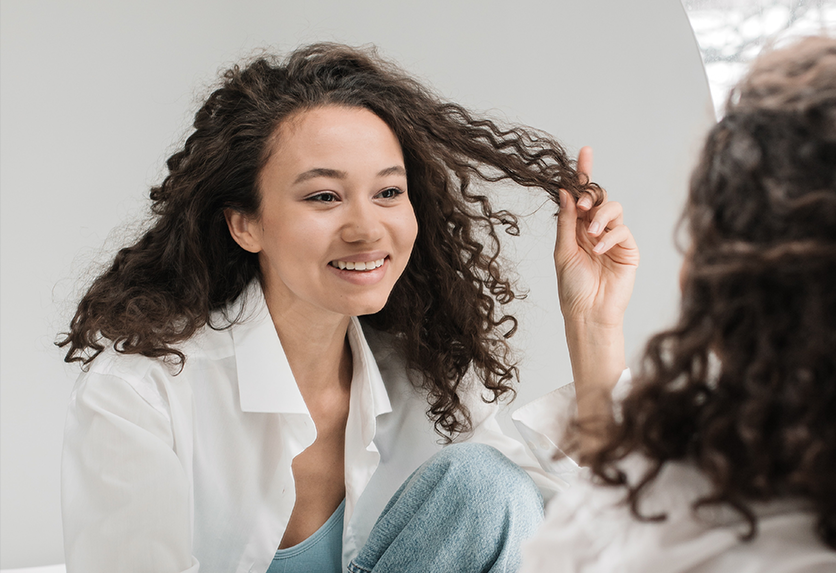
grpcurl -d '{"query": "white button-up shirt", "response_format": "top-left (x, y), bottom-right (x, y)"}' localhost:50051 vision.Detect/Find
top-left (62, 284), bottom-right (578, 573)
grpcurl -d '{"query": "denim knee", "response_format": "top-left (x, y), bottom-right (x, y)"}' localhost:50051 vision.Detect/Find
top-left (348, 443), bottom-right (544, 573)
top-left (428, 443), bottom-right (544, 518)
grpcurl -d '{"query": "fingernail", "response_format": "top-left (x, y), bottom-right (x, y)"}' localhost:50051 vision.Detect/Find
top-left (578, 196), bottom-right (593, 210)
top-left (593, 241), bottom-right (606, 254)
top-left (588, 221), bottom-right (602, 235)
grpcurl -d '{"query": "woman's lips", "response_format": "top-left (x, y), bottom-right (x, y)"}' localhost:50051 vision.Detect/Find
top-left (327, 256), bottom-right (389, 285)
top-left (329, 257), bottom-right (386, 271)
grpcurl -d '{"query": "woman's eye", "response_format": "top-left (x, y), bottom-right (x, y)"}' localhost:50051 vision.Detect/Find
top-left (307, 192), bottom-right (338, 203)
top-left (377, 187), bottom-right (403, 199)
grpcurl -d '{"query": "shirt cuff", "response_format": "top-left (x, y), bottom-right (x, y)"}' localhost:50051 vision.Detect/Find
top-left (510, 369), bottom-right (631, 469)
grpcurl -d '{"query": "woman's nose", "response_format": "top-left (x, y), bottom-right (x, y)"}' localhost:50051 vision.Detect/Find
top-left (341, 200), bottom-right (383, 243)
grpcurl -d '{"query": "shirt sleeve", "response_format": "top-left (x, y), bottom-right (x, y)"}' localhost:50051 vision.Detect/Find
top-left (512, 368), bottom-right (631, 455)
top-left (460, 369), bottom-right (631, 501)
top-left (62, 368), bottom-right (199, 573)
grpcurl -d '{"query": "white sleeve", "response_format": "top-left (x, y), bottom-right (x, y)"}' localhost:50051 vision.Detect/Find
top-left (62, 370), bottom-right (199, 573)
top-left (460, 369), bottom-right (632, 501)
top-left (512, 368), bottom-right (631, 456)
top-left (456, 382), bottom-right (576, 500)
top-left (511, 384), bottom-right (581, 477)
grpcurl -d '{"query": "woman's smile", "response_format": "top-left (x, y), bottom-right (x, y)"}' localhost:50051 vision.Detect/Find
top-left (329, 257), bottom-right (386, 271)
top-left (328, 256), bottom-right (390, 286)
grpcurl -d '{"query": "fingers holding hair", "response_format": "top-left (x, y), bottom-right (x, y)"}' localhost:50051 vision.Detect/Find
top-left (575, 146), bottom-right (595, 211)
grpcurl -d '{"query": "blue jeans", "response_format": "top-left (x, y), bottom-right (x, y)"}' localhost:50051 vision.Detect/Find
top-left (348, 443), bottom-right (544, 573)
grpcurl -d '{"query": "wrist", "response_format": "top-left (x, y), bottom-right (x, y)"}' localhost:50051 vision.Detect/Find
top-left (564, 317), bottom-right (625, 347)
top-left (564, 319), bottom-right (626, 387)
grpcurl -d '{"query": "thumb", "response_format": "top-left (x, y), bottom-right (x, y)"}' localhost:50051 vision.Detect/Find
top-left (555, 189), bottom-right (578, 264)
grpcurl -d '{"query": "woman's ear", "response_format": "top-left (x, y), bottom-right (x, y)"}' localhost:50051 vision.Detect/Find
top-left (224, 208), bottom-right (262, 253)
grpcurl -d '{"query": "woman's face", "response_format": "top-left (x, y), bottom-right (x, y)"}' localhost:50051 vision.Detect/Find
top-left (228, 105), bottom-right (418, 321)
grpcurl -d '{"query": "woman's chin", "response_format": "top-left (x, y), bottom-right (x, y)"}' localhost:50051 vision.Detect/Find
top-left (351, 301), bottom-right (388, 318)
top-left (342, 291), bottom-right (394, 318)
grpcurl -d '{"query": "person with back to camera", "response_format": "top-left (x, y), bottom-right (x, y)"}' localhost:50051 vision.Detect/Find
top-left (521, 35), bottom-right (836, 572)
top-left (58, 43), bottom-right (639, 572)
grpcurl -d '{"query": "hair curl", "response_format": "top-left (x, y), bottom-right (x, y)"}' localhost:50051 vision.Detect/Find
top-left (58, 43), bottom-right (602, 438)
top-left (587, 36), bottom-right (836, 548)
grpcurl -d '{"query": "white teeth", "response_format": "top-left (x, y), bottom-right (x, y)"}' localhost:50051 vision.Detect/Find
top-left (332, 258), bottom-right (385, 271)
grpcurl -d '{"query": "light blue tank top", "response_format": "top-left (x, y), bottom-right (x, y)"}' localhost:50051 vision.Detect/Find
top-left (266, 499), bottom-right (345, 573)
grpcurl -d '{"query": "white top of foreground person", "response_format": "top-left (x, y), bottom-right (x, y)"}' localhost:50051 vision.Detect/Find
top-left (520, 34), bottom-right (836, 573)
top-left (522, 458), bottom-right (836, 572)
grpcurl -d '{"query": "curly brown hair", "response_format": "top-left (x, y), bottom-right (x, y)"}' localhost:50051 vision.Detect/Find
top-left (57, 43), bottom-right (601, 438)
top-left (588, 36), bottom-right (836, 548)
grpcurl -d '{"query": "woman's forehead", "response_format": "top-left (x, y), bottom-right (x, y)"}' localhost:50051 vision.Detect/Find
top-left (262, 106), bottom-right (405, 183)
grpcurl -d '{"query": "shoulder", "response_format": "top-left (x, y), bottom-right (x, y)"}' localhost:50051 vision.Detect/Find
top-left (83, 316), bottom-right (236, 377)
top-left (357, 320), bottom-right (501, 413)
top-left (527, 457), bottom-right (835, 573)
top-left (73, 322), bottom-right (234, 417)
top-left (71, 347), bottom-right (179, 425)
top-left (83, 345), bottom-right (161, 380)
top-left (542, 457), bottom-right (715, 529)
top-left (356, 320), bottom-right (433, 420)
top-left (524, 458), bottom-right (702, 572)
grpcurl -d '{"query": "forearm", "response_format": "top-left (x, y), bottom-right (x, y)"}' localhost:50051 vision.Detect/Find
top-left (564, 318), bottom-right (625, 456)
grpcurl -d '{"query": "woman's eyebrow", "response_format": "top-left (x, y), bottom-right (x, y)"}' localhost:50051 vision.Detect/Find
top-left (294, 165), bottom-right (406, 184)
top-left (294, 167), bottom-right (347, 184)
top-left (378, 166), bottom-right (406, 177)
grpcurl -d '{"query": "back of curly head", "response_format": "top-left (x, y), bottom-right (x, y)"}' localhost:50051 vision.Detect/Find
top-left (58, 43), bottom-right (601, 439)
top-left (589, 36), bottom-right (836, 548)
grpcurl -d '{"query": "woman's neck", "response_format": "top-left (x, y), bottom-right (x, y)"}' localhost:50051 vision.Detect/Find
top-left (264, 292), bottom-right (353, 398)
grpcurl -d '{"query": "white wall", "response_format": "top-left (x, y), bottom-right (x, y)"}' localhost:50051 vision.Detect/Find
top-left (0, 0), bottom-right (713, 567)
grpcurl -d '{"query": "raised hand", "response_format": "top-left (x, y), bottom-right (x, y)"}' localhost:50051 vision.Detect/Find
top-left (554, 147), bottom-right (639, 329)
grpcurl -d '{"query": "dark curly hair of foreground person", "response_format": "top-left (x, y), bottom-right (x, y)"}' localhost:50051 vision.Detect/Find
top-left (56, 43), bottom-right (603, 439)
top-left (587, 35), bottom-right (836, 549)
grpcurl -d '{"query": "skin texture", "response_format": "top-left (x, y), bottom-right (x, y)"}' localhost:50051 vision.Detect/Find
top-left (226, 106), bottom-right (417, 547)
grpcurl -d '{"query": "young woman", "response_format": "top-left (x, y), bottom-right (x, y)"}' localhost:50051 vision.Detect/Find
top-left (521, 36), bottom-right (836, 572)
top-left (59, 44), bottom-right (638, 572)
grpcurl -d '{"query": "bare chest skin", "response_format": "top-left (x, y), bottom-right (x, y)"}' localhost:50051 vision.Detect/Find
top-left (279, 366), bottom-right (352, 549)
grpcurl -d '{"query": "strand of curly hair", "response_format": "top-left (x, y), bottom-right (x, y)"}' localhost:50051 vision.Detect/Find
top-left (57, 43), bottom-right (603, 439)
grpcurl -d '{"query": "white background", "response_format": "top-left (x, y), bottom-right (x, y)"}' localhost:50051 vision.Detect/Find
top-left (0, 0), bottom-right (713, 567)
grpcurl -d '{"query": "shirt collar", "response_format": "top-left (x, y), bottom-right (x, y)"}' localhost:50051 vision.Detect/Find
top-left (230, 282), bottom-right (392, 419)
top-left (347, 317), bottom-right (393, 430)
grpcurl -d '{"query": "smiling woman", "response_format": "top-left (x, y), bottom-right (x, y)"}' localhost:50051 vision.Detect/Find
top-left (226, 106), bottom-right (418, 321)
top-left (57, 43), bottom-right (638, 573)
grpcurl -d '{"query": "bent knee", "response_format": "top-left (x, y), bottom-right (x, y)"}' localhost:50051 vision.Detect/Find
top-left (432, 443), bottom-right (543, 512)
